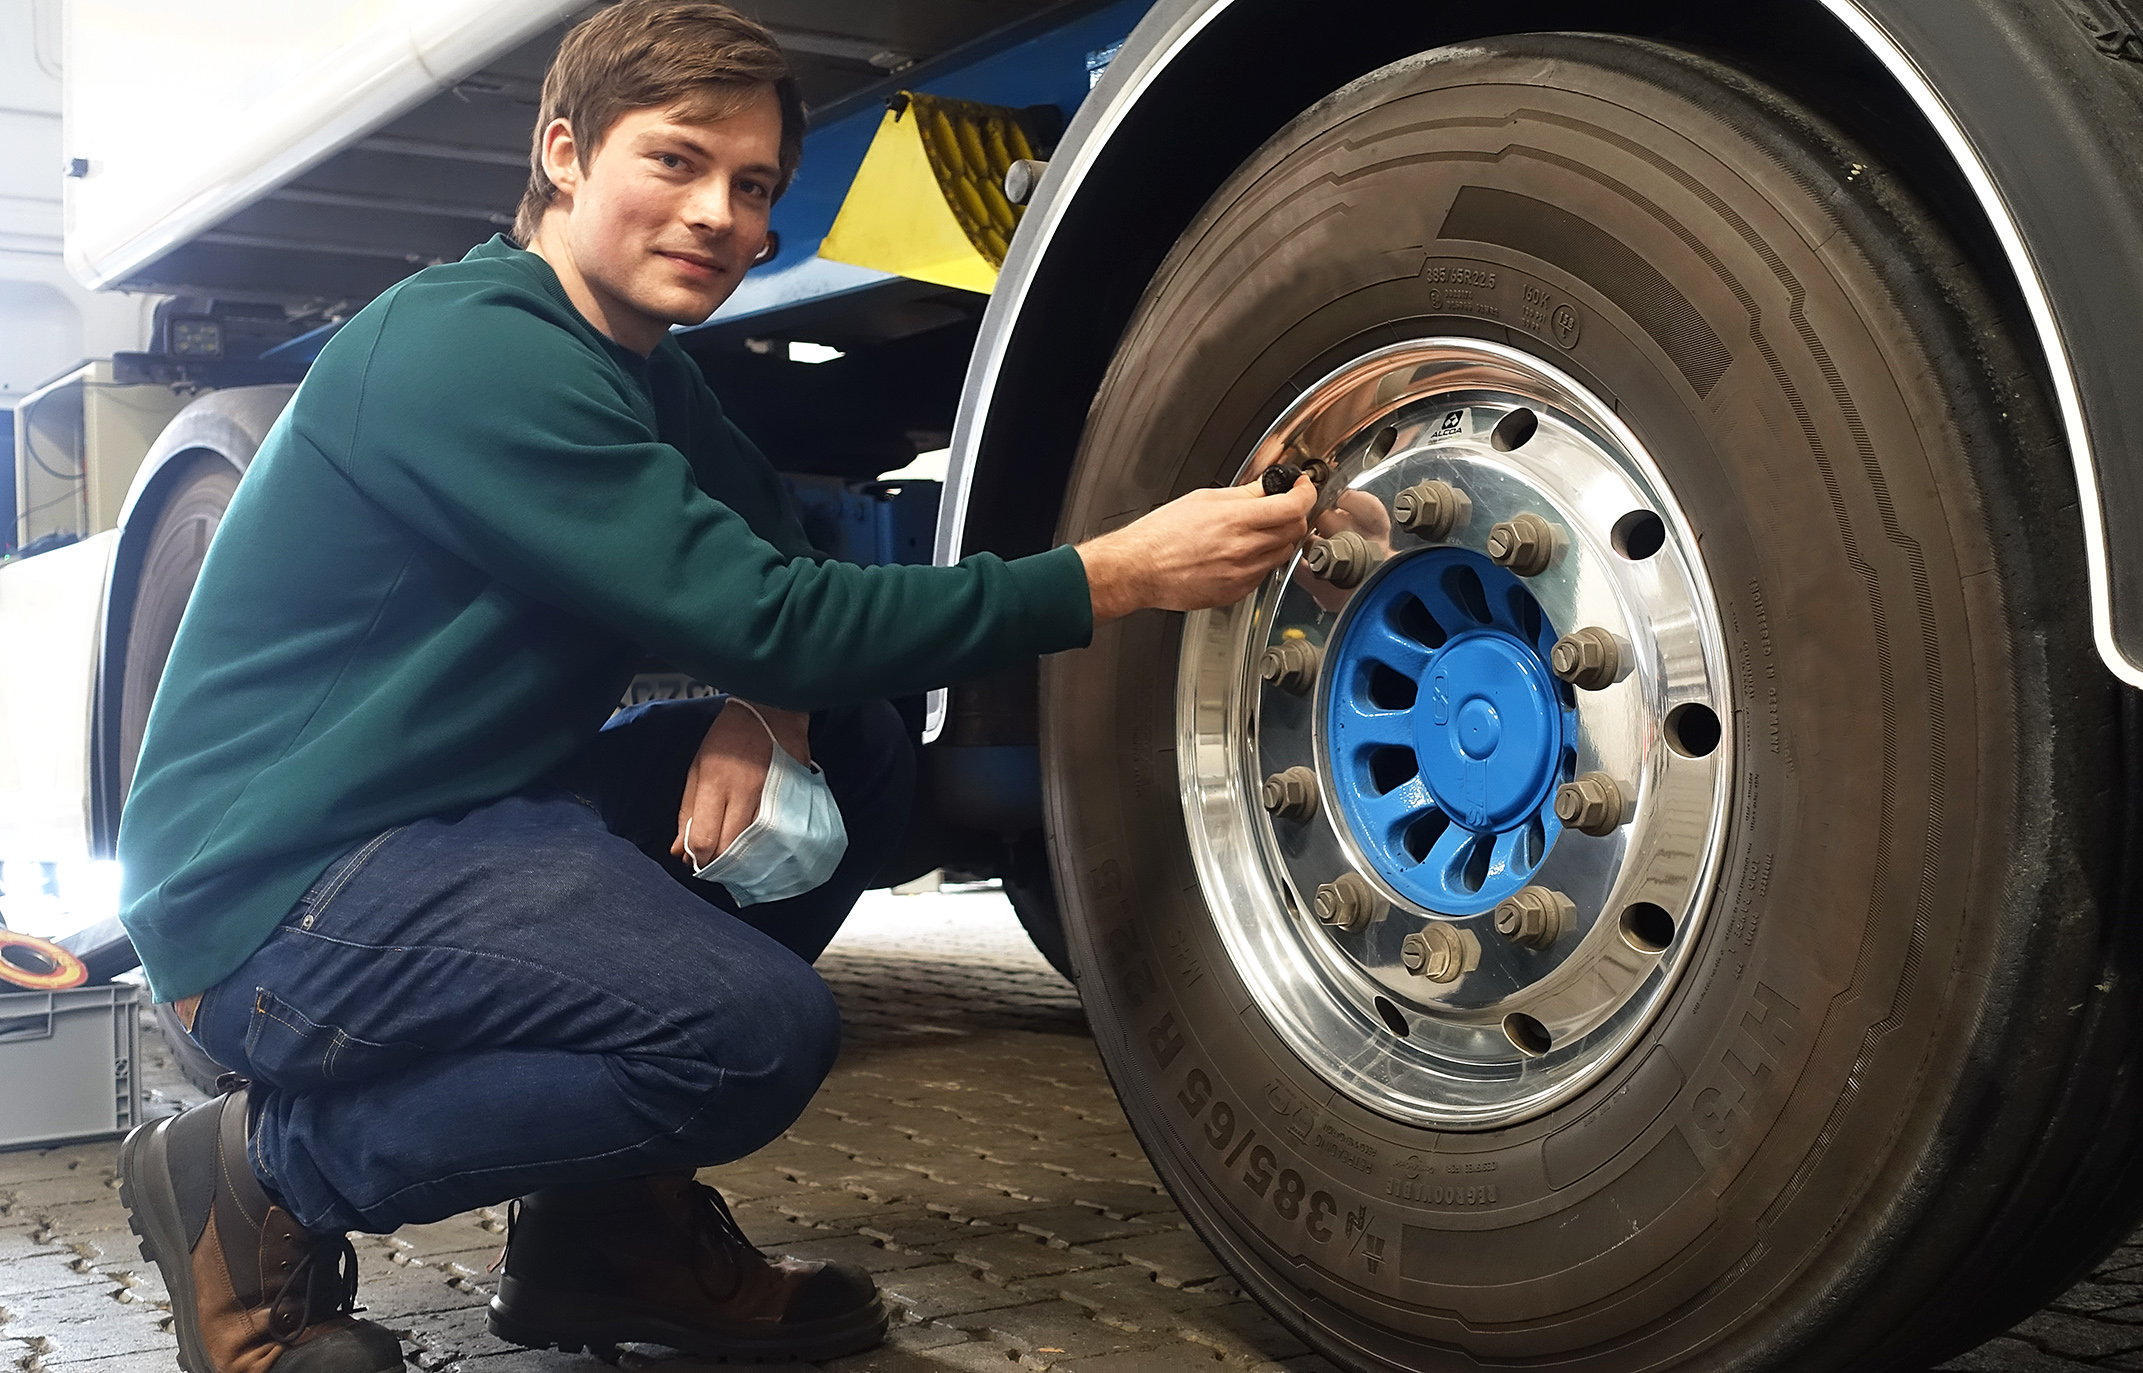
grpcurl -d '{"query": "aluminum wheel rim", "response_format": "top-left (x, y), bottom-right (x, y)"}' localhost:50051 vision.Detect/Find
top-left (1176, 338), bottom-right (1733, 1129)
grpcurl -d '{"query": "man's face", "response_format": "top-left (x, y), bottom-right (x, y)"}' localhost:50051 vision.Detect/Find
top-left (540, 88), bottom-right (782, 351)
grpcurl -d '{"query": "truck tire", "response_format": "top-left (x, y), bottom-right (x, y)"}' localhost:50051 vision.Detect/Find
top-left (1043, 35), bottom-right (2137, 1372)
top-left (1002, 835), bottom-right (1075, 983)
top-left (118, 453), bottom-right (238, 799)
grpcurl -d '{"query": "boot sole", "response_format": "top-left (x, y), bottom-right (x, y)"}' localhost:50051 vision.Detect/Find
top-left (118, 1115), bottom-right (212, 1373)
top-left (487, 1284), bottom-right (889, 1363)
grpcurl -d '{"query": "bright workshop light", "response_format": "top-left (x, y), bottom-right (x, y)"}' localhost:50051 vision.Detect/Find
top-left (877, 447), bottom-right (950, 482)
top-left (787, 341), bottom-right (844, 365)
top-left (0, 857), bottom-right (123, 940)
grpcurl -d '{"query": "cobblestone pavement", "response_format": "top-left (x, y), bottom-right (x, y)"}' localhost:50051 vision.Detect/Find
top-left (1, 888), bottom-right (2135, 1373)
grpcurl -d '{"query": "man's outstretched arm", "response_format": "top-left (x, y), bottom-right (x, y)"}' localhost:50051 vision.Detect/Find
top-left (672, 474), bottom-right (1317, 861)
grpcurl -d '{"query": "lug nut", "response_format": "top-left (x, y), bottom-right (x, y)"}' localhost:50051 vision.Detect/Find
top-left (1486, 511), bottom-right (1559, 576)
top-left (1401, 924), bottom-right (1481, 983)
top-left (1392, 480), bottom-right (1471, 541)
top-left (1494, 886), bottom-right (1576, 950)
top-left (1303, 531), bottom-right (1379, 589)
top-left (1554, 771), bottom-right (1627, 835)
top-left (1549, 626), bottom-right (1624, 690)
top-left (1259, 639), bottom-right (1322, 695)
top-left (1314, 872), bottom-right (1384, 932)
top-left (1261, 766), bottom-right (1320, 822)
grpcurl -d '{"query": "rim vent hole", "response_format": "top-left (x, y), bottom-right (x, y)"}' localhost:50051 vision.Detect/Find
top-left (1369, 747), bottom-right (1419, 795)
top-left (1457, 836), bottom-right (1493, 893)
top-left (1507, 587), bottom-right (1543, 641)
top-left (1374, 996), bottom-right (1411, 1037)
top-left (1367, 425), bottom-right (1400, 461)
top-left (1490, 407), bottom-right (1539, 452)
top-left (1520, 816), bottom-right (1545, 869)
top-left (1393, 594), bottom-right (1448, 649)
top-left (1667, 703), bottom-right (1723, 758)
top-left (1504, 1013), bottom-right (1552, 1056)
top-left (1620, 902), bottom-right (1676, 953)
top-left (1403, 809), bottom-right (1450, 862)
top-left (1367, 662), bottom-right (1418, 711)
top-left (1613, 509), bottom-right (1667, 560)
top-left (1443, 565), bottom-right (1491, 624)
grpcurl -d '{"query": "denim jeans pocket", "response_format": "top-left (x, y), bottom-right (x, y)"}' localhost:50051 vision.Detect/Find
top-left (288, 825), bottom-right (406, 935)
top-left (242, 988), bottom-right (422, 1089)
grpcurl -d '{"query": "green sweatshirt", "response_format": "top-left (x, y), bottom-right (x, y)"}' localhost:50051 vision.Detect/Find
top-left (117, 236), bottom-right (1092, 1002)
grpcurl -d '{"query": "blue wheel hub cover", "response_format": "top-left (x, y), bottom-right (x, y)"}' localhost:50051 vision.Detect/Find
top-left (1322, 547), bottom-right (1575, 915)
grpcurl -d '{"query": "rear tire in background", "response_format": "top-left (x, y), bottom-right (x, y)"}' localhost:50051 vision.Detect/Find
top-left (117, 454), bottom-right (238, 801)
top-left (1044, 35), bottom-right (2136, 1372)
top-left (118, 452), bottom-right (242, 1090)
top-left (1003, 835), bottom-right (1076, 983)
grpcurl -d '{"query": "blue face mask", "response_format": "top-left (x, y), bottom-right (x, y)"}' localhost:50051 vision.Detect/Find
top-left (682, 701), bottom-right (848, 906)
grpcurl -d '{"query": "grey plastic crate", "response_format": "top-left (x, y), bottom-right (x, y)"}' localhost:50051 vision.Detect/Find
top-left (0, 981), bottom-right (142, 1150)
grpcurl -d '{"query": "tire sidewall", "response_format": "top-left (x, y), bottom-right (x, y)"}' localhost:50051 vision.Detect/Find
top-left (119, 454), bottom-right (240, 798)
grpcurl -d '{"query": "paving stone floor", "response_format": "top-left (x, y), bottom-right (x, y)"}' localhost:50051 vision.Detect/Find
top-left (2, 888), bottom-right (2137, 1372)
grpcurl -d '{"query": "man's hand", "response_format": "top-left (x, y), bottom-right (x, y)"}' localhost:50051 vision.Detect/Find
top-left (1075, 474), bottom-right (1316, 623)
top-left (671, 701), bottom-right (812, 866)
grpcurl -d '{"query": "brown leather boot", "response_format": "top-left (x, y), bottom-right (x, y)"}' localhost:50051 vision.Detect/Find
top-left (117, 1089), bottom-right (401, 1373)
top-left (487, 1173), bottom-right (886, 1362)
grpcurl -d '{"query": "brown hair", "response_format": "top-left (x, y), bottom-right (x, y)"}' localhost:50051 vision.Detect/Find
top-left (513, 0), bottom-right (806, 244)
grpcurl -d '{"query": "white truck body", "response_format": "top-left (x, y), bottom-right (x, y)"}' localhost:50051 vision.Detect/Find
top-left (0, 531), bottom-right (112, 861)
top-left (62, 0), bottom-right (582, 291)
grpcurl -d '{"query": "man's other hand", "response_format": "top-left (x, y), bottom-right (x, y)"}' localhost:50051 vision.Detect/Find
top-left (672, 701), bottom-right (812, 865)
top-left (1075, 474), bottom-right (1316, 623)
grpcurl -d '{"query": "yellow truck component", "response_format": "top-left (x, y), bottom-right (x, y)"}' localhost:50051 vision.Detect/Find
top-left (819, 92), bottom-right (1039, 295)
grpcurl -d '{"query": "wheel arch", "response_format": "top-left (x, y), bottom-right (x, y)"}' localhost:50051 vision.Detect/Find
top-left (91, 384), bottom-right (295, 853)
top-left (935, 0), bottom-right (2143, 736)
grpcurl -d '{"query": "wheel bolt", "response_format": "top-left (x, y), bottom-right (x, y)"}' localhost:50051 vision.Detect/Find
top-left (1401, 924), bottom-right (1480, 983)
top-left (1554, 771), bottom-right (1627, 835)
top-left (1486, 511), bottom-right (1558, 576)
top-left (1494, 886), bottom-right (1576, 950)
top-left (1303, 531), bottom-right (1379, 588)
top-left (1549, 626), bottom-right (1624, 689)
top-left (1259, 639), bottom-right (1322, 695)
top-left (1392, 480), bottom-right (1471, 541)
top-left (1261, 766), bottom-right (1320, 822)
top-left (1313, 872), bottom-right (1384, 932)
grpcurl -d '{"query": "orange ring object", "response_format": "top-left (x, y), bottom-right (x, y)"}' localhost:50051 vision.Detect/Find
top-left (0, 930), bottom-right (89, 990)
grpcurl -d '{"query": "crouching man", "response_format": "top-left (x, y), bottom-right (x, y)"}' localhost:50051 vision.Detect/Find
top-left (111, 2), bottom-right (1316, 1369)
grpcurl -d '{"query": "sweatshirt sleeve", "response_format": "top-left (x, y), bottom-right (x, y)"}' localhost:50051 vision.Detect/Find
top-left (315, 282), bottom-right (1093, 710)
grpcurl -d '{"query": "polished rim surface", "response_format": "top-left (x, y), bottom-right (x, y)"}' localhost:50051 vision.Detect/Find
top-left (1176, 338), bottom-right (1733, 1129)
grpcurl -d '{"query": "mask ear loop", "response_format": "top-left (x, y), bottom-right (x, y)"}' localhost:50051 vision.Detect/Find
top-left (725, 698), bottom-right (779, 743)
top-left (728, 698), bottom-right (823, 773)
top-left (682, 818), bottom-right (715, 875)
top-left (681, 698), bottom-right (786, 872)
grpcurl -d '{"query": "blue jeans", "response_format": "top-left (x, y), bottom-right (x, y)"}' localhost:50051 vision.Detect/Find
top-left (190, 696), bottom-right (913, 1236)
